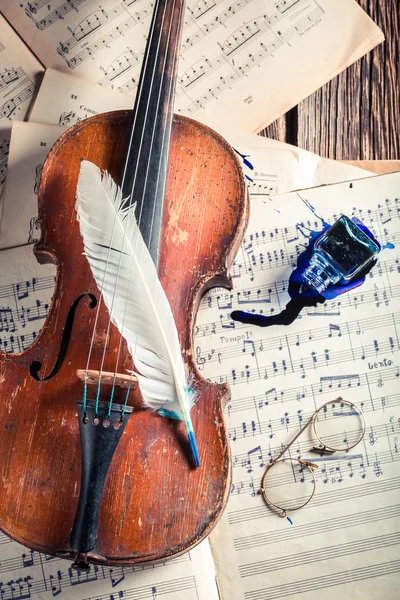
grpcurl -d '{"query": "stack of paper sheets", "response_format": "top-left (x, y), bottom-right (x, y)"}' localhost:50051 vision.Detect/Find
top-left (1, 1), bottom-right (399, 599)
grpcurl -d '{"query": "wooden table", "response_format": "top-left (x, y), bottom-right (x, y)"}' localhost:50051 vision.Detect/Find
top-left (264, 0), bottom-right (399, 161)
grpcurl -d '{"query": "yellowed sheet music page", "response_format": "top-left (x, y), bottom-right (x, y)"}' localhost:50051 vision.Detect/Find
top-left (0, 121), bottom-right (65, 249)
top-left (1, 0), bottom-right (383, 132)
top-left (0, 14), bottom-right (43, 190)
top-left (30, 68), bottom-right (133, 126)
top-left (203, 172), bottom-right (400, 599)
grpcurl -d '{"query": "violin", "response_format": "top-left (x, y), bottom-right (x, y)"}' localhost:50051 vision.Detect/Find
top-left (0, 0), bottom-right (247, 567)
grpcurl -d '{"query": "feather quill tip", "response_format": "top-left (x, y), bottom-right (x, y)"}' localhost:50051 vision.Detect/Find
top-left (188, 431), bottom-right (200, 468)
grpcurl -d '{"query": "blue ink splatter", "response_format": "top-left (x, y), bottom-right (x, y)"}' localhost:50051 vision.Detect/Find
top-left (234, 149), bottom-right (254, 171)
top-left (287, 516), bottom-right (293, 525)
top-left (297, 193), bottom-right (329, 227)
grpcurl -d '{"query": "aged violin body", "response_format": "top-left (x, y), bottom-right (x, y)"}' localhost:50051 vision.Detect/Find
top-left (0, 0), bottom-right (247, 565)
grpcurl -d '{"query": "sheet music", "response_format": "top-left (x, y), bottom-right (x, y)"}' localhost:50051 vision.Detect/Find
top-left (0, 121), bottom-right (65, 249)
top-left (0, 14), bottom-right (43, 191)
top-left (1, 0), bottom-right (383, 132)
top-left (202, 172), bottom-right (400, 599)
top-left (30, 69), bottom-right (133, 126)
top-left (0, 245), bottom-right (55, 354)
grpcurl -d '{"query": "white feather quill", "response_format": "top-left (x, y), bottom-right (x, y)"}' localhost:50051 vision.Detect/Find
top-left (75, 160), bottom-right (200, 466)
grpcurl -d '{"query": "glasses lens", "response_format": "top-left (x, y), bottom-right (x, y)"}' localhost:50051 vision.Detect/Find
top-left (314, 400), bottom-right (365, 451)
top-left (263, 459), bottom-right (315, 512)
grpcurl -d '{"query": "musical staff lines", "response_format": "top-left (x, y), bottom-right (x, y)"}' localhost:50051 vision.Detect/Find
top-left (225, 366), bottom-right (399, 417)
top-left (201, 175), bottom-right (400, 599)
top-left (240, 532), bottom-right (400, 577)
top-left (0, 138), bottom-right (10, 186)
top-left (180, 2), bottom-right (324, 116)
top-left (14, 0), bottom-right (332, 133)
top-left (229, 477), bottom-right (400, 526)
top-left (244, 560), bottom-right (400, 600)
top-left (242, 197), bottom-right (400, 249)
top-left (0, 261), bottom-right (56, 355)
top-left (182, 0), bottom-right (248, 52)
top-left (0, 15), bottom-right (43, 192)
top-left (0, 67), bottom-right (36, 122)
top-left (0, 523), bottom-right (216, 600)
top-left (97, 49), bottom-right (143, 90)
top-left (26, 0), bottom-right (87, 30)
top-left (56, 2), bottom-right (154, 69)
top-left (0, 550), bottom-right (195, 600)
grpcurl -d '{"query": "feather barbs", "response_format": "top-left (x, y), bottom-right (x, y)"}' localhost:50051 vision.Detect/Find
top-left (75, 160), bottom-right (200, 466)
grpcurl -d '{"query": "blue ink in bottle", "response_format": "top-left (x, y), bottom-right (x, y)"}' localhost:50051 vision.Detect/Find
top-left (299, 215), bottom-right (380, 294)
top-left (232, 215), bottom-right (383, 328)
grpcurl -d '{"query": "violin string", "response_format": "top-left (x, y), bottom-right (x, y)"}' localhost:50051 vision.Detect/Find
top-left (147, 2), bottom-right (181, 254)
top-left (105, 0), bottom-right (175, 417)
top-left (97, 0), bottom-right (169, 416)
top-left (82, 0), bottom-right (163, 415)
top-left (111, 0), bottom-right (182, 418)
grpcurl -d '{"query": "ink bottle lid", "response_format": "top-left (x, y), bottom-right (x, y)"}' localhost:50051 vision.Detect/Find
top-left (300, 215), bottom-right (380, 294)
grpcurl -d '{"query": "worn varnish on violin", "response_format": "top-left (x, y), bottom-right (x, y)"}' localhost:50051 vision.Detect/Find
top-left (0, 0), bottom-right (248, 565)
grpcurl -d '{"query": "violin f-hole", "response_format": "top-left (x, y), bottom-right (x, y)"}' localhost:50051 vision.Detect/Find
top-left (29, 293), bottom-right (97, 381)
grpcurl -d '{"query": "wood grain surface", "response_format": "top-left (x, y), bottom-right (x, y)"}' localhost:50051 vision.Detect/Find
top-left (263, 0), bottom-right (399, 160)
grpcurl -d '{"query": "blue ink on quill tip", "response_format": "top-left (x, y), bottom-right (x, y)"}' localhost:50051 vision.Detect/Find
top-left (287, 517), bottom-right (293, 525)
top-left (158, 408), bottom-right (181, 419)
top-left (245, 174), bottom-right (254, 182)
top-left (188, 431), bottom-right (200, 468)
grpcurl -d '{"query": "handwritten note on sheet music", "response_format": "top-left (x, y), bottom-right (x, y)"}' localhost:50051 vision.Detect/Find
top-left (205, 172), bottom-right (400, 599)
top-left (0, 14), bottom-right (43, 191)
top-left (1, 0), bottom-right (383, 132)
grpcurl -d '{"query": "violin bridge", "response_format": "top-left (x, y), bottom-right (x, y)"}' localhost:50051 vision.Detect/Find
top-left (76, 369), bottom-right (137, 389)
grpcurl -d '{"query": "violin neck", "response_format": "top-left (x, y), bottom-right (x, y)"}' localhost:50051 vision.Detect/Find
top-left (120, 0), bottom-right (186, 265)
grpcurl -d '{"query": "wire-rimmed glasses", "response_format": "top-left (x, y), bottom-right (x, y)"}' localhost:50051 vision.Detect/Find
top-left (258, 397), bottom-right (366, 517)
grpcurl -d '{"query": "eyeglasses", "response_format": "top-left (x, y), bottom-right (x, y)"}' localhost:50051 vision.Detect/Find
top-left (258, 397), bottom-right (366, 517)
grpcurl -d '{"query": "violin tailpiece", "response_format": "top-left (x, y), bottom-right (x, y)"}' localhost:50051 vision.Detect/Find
top-left (70, 400), bottom-right (133, 555)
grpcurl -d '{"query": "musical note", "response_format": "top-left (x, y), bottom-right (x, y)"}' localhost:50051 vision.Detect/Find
top-left (109, 569), bottom-right (125, 588)
top-left (21, 551), bottom-right (35, 569)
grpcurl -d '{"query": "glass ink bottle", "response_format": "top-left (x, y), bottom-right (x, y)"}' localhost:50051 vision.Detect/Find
top-left (300, 215), bottom-right (380, 294)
